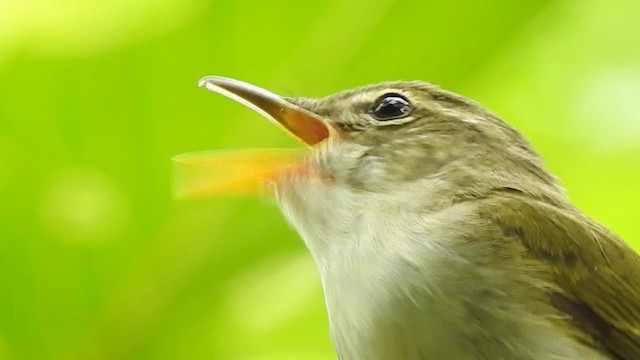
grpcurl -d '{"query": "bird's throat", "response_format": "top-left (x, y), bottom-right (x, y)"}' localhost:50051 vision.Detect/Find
top-left (275, 182), bottom-right (610, 360)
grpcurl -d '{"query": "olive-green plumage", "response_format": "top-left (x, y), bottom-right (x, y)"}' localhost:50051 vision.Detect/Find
top-left (482, 195), bottom-right (640, 359)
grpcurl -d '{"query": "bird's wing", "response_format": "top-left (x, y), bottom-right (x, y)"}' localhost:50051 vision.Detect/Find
top-left (478, 194), bottom-right (640, 360)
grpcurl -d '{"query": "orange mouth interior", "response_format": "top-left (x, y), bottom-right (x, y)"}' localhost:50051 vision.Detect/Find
top-left (172, 149), bottom-right (306, 199)
top-left (173, 77), bottom-right (330, 199)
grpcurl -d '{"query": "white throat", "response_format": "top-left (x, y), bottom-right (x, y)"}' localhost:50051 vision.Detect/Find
top-left (275, 176), bottom-right (609, 360)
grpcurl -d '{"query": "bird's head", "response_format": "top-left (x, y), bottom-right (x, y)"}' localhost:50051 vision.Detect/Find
top-left (199, 77), bottom-right (563, 206)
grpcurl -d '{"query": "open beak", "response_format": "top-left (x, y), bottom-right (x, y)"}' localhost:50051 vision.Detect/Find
top-left (198, 76), bottom-right (330, 146)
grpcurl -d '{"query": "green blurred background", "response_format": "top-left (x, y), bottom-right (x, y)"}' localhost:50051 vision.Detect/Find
top-left (1, 0), bottom-right (639, 359)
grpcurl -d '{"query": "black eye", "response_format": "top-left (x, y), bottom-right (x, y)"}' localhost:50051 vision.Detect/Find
top-left (370, 94), bottom-right (412, 121)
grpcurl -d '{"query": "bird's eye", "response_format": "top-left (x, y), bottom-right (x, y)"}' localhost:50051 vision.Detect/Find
top-left (370, 93), bottom-right (412, 121)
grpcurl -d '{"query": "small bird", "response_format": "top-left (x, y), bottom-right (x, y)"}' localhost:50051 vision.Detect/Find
top-left (193, 77), bottom-right (640, 360)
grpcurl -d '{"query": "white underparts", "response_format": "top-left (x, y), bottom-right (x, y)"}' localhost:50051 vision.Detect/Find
top-left (275, 177), bottom-right (609, 360)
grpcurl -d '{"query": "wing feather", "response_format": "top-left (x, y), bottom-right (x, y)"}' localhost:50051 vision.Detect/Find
top-left (479, 195), bottom-right (640, 360)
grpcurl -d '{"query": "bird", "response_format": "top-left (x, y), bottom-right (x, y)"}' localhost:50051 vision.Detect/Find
top-left (194, 76), bottom-right (640, 360)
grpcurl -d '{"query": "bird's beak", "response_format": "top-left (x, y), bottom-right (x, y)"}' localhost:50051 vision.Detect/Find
top-left (198, 76), bottom-right (330, 146)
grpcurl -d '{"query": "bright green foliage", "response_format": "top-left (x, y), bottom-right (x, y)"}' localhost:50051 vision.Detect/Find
top-left (0, 0), bottom-right (638, 359)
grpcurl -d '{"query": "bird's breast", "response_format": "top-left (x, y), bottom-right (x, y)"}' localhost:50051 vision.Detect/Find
top-left (274, 179), bottom-right (610, 360)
